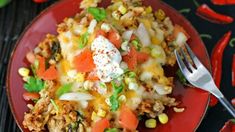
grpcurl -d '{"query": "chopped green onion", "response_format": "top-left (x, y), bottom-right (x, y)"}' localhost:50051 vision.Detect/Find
top-left (99, 82), bottom-right (107, 89)
top-left (229, 38), bottom-right (235, 47)
top-left (200, 34), bottom-right (212, 40)
top-left (105, 128), bottom-right (119, 132)
top-left (128, 71), bottom-right (136, 78)
top-left (78, 32), bottom-right (89, 49)
top-left (131, 39), bottom-right (141, 51)
top-left (178, 8), bottom-right (191, 14)
top-left (34, 59), bottom-right (39, 69)
top-left (87, 7), bottom-right (107, 21)
top-left (56, 83), bottom-right (73, 97)
top-left (50, 99), bottom-right (59, 112)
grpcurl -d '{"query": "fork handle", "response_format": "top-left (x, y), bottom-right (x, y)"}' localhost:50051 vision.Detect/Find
top-left (218, 97), bottom-right (235, 118)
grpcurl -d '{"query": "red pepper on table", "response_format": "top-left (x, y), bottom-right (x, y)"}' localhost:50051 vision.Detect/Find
top-left (232, 55), bottom-right (235, 87)
top-left (210, 31), bottom-right (232, 106)
top-left (196, 4), bottom-right (234, 24)
top-left (33, 0), bottom-right (48, 3)
top-left (212, 0), bottom-right (235, 5)
top-left (220, 119), bottom-right (235, 132)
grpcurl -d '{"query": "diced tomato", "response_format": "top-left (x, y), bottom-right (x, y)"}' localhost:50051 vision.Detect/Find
top-left (122, 46), bottom-right (137, 70)
top-left (173, 24), bottom-right (190, 39)
top-left (36, 56), bottom-right (46, 78)
top-left (130, 34), bottom-right (137, 41)
top-left (108, 30), bottom-right (122, 49)
top-left (137, 52), bottom-right (149, 63)
top-left (42, 65), bottom-right (58, 80)
top-left (87, 72), bottom-right (99, 81)
top-left (96, 29), bottom-right (107, 38)
top-left (119, 105), bottom-right (139, 130)
top-left (26, 51), bottom-right (36, 64)
top-left (92, 118), bottom-right (110, 132)
top-left (74, 49), bottom-right (96, 72)
top-left (23, 92), bottom-right (40, 101)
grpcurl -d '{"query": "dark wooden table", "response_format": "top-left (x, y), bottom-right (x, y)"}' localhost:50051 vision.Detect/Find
top-left (0, 0), bottom-right (235, 131)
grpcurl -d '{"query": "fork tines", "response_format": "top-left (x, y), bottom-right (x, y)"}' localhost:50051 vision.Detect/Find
top-left (174, 44), bottom-right (201, 74)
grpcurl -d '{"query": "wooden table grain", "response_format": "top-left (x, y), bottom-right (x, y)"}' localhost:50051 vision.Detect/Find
top-left (0, 0), bottom-right (234, 131)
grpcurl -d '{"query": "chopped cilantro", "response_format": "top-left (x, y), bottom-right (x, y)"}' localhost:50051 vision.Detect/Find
top-left (110, 81), bottom-right (124, 111)
top-left (131, 39), bottom-right (141, 51)
top-left (87, 7), bottom-right (107, 21)
top-left (78, 32), bottom-right (89, 49)
top-left (99, 82), bottom-right (107, 89)
top-left (24, 77), bottom-right (45, 92)
top-left (128, 71), bottom-right (136, 78)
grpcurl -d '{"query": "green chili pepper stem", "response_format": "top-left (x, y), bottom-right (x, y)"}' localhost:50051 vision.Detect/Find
top-left (192, 0), bottom-right (200, 8)
top-left (178, 8), bottom-right (191, 14)
top-left (229, 38), bottom-right (235, 47)
top-left (200, 34), bottom-right (212, 40)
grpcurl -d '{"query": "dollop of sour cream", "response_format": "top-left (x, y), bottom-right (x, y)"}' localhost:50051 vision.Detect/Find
top-left (91, 36), bottom-right (124, 82)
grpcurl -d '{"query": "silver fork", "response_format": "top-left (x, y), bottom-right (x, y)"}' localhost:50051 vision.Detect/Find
top-left (175, 44), bottom-right (235, 118)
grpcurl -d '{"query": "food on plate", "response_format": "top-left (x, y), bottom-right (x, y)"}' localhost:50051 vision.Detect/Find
top-left (19, 0), bottom-right (189, 131)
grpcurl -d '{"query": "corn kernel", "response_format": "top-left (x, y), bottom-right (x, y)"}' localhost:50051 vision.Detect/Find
top-left (151, 37), bottom-right (161, 45)
top-left (61, 59), bottom-right (71, 74)
top-left (83, 80), bottom-right (94, 90)
top-left (75, 73), bottom-right (85, 82)
top-left (158, 113), bottom-right (168, 124)
top-left (118, 95), bottom-right (126, 102)
top-left (151, 48), bottom-right (162, 58)
top-left (145, 6), bottom-right (152, 14)
top-left (97, 109), bottom-right (106, 117)
top-left (118, 5), bottom-right (127, 15)
top-left (155, 9), bottom-right (166, 21)
top-left (18, 67), bottom-right (30, 77)
top-left (145, 119), bottom-right (157, 128)
top-left (124, 77), bottom-right (135, 84)
top-left (112, 11), bottom-right (121, 20)
top-left (91, 111), bottom-right (99, 121)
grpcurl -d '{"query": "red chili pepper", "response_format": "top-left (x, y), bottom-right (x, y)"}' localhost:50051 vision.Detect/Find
top-left (196, 4), bottom-right (234, 24)
top-left (220, 119), bottom-right (235, 132)
top-left (210, 31), bottom-right (232, 106)
top-left (33, 0), bottom-right (48, 3)
top-left (212, 0), bottom-right (235, 5)
top-left (231, 98), bottom-right (235, 106)
top-left (232, 55), bottom-right (235, 87)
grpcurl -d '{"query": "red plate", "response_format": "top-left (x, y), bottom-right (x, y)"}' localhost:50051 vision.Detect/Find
top-left (6, 0), bottom-right (211, 131)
